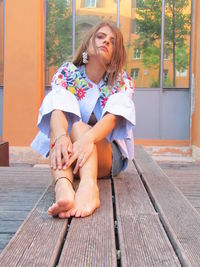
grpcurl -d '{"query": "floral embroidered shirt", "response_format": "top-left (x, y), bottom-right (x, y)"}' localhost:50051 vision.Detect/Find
top-left (31, 62), bottom-right (136, 171)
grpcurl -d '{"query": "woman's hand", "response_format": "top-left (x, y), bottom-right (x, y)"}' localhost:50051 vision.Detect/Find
top-left (68, 132), bottom-right (95, 174)
top-left (50, 134), bottom-right (73, 170)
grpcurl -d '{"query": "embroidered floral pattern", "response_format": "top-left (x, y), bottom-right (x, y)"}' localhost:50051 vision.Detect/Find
top-left (52, 62), bottom-right (134, 108)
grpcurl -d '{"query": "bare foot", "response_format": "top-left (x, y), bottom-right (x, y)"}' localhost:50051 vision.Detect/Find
top-left (48, 178), bottom-right (75, 217)
top-left (64, 179), bottom-right (100, 218)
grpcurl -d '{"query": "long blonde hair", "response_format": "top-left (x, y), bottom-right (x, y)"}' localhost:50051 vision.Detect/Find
top-left (73, 21), bottom-right (127, 86)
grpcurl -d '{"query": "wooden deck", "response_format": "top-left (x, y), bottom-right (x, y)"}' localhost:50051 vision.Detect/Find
top-left (0, 167), bottom-right (51, 252)
top-left (0, 146), bottom-right (200, 266)
top-left (158, 161), bottom-right (200, 214)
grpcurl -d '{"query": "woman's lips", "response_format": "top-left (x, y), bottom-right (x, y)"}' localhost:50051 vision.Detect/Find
top-left (99, 46), bottom-right (108, 52)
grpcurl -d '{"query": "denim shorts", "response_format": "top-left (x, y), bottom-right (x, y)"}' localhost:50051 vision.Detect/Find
top-left (111, 141), bottom-right (124, 177)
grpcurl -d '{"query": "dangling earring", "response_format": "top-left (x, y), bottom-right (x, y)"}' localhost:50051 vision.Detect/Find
top-left (82, 51), bottom-right (88, 64)
top-left (104, 72), bottom-right (109, 82)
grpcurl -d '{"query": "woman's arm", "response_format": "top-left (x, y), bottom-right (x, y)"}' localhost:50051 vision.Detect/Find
top-left (87, 113), bottom-right (120, 143)
top-left (50, 109), bottom-right (68, 138)
top-left (69, 113), bottom-right (120, 173)
top-left (50, 110), bottom-right (72, 170)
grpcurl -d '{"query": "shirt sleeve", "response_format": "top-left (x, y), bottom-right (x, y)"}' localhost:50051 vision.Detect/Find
top-left (101, 77), bottom-right (136, 160)
top-left (31, 63), bottom-right (81, 157)
top-left (37, 62), bottom-right (81, 136)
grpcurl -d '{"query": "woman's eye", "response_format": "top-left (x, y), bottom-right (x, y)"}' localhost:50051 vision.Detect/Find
top-left (96, 34), bottom-right (104, 39)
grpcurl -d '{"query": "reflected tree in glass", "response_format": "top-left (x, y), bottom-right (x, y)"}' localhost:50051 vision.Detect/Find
top-left (46, 0), bottom-right (72, 68)
top-left (135, 0), bottom-right (162, 87)
top-left (135, 0), bottom-right (190, 88)
top-left (165, 0), bottom-right (190, 87)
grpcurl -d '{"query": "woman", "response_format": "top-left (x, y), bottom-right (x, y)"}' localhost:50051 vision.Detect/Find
top-left (31, 21), bottom-right (135, 219)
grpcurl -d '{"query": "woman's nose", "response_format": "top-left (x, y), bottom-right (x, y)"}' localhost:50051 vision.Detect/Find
top-left (104, 39), bottom-right (110, 45)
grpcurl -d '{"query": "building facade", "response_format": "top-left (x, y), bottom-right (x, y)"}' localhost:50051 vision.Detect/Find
top-left (0, 0), bottom-right (200, 159)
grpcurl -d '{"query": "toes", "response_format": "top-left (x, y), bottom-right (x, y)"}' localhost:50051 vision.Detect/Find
top-left (81, 210), bottom-right (90, 218)
top-left (75, 209), bottom-right (82, 218)
top-left (48, 203), bottom-right (58, 215)
top-left (80, 207), bottom-right (93, 218)
top-left (66, 211), bottom-right (71, 218)
top-left (58, 212), bottom-right (68, 219)
top-left (70, 208), bottom-right (77, 217)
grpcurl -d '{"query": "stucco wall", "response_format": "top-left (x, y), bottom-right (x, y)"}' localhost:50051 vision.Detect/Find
top-left (191, 0), bottom-right (200, 158)
top-left (3, 0), bottom-right (44, 145)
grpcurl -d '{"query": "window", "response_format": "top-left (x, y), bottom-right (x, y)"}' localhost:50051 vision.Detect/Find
top-left (131, 68), bottom-right (139, 80)
top-left (164, 51), bottom-right (170, 60)
top-left (132, 0), bottom-right (136, 8)
top-left (176, 70), bottom-right (187, 77)
top-left (76, 2), bottom-right (117, 49)
top-left (45, 0), bottom-right (191, 89)
top-left (163, 70), bottom-right (168, 80)
top-left (164, 0), bottom-right (191, 88)
top-left (84, 0), bottom-right (96, 8)
top-left (133, 48), bottom-right (141, 59)
top-left (45, 0), bottom-right (72, 87)
top-left (131, 19), bottom-right (136, 33)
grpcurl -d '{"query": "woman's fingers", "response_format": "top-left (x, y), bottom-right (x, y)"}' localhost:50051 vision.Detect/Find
top-left (51, 150), bottom-right (57, 170)
top-left (62, 145), bottom-right (69, 169)
top-left (68, 142), bottom-right (73, 155)
top-left (50, 135), bottom-right (73, 170)
top-left (55, 146), bottom-right (62, 170)
top-left (73, 155), bottom-right (84, 174)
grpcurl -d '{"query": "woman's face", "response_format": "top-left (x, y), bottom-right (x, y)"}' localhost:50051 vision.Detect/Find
top-left (88, 26), bottom-right (115, 64)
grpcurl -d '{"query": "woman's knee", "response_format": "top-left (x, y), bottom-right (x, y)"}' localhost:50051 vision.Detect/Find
top-left (70, 121), bottom-right (91, 141)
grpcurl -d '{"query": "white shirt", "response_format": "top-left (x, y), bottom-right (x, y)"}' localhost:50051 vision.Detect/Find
top-left (31, 62), bottom-right (136, 171)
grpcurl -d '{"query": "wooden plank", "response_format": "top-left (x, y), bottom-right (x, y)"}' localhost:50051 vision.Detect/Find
top-left (134, 145), bottom-right (200, 267)
top-left (158, 161), bottom-right (200, 214)
top-left (0, 184), bottom-right (68, 266)
top-left (114, 161), bottom-right (180, 267)
top-left (58, 179), bottom-right (117, 267)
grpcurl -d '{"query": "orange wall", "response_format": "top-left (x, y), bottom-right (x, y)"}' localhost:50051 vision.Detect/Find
top-left (0, 0), bottom-right (3, 85)
top-left (191, 0), bottom-right (200, 148)
top-left (3, 0), bottom-right (44, 145)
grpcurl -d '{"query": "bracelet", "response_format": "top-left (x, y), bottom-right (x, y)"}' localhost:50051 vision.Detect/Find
top-left (50, 133), bottom-right (66, 149)
top-left (54, 176), bottom-right (73, 187)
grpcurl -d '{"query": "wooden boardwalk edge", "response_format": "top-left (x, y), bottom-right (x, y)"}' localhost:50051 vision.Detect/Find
top-left (114, 161), bottom-right (181, 266)
top-left (134, 145), bottom-right (200, 267)
top-left (134, 161), bottom-right (190, 267)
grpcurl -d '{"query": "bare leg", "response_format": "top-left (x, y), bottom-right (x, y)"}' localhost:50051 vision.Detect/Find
top-left (48, 141), bottom-right (75, 218)
top-left (61, 121), bottom-right (112, 218)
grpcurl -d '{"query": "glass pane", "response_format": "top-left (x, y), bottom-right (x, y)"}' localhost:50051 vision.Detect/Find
top-left (75, 0), bottom-right (117, 50)
top-left (163, 0), bottom-right (191, 88)
top-left (0, 0), bottom-right (3, 86)
top-left (121, 0), bottom-right (162, 88)
top-left (45, 0), bottom-right (72, 87)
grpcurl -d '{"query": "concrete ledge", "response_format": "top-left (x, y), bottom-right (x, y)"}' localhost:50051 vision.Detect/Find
top-left (192, 145), bottom-right (200, 161)
top-left (9, 147), bottom-right (48, 166)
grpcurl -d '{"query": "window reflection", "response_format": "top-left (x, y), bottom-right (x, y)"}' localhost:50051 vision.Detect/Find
top-left (76, 0), bottom-right (117, 50)
top-left (164, 0), bottom-right (191, 88)
top-left (0, 0), bottom-right (3, 86)
top-left (45, 0), bottom-right (72, 87)
top-left (45, 0), bottom-right (191, 89)
top-left (121, 0), bottom-right (162, 88)
top-left (84, 0), bottom-right (97, 8)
